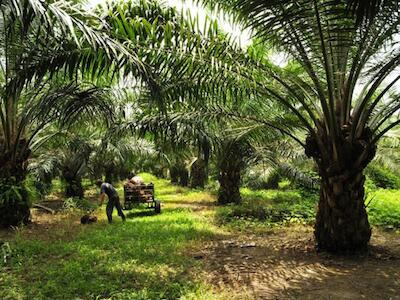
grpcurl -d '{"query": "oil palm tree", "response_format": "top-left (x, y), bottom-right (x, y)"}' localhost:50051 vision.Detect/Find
top-left (90, 133), bottom-right (154, 184)
top-left (197, 0), bottom-right (400, 252)
top-left (102, 0), bottom-right (257, 108)
top-left (103, 0), bottom-right (257, 192)
top-left (0, 0), bottom-right (149, 227)
top-left (216, 138), bottom-right (253, 204)
top-left (133, 93), bottom-right (295, 203)
top-left (60, 135), bottom-right (93, 199)
top-left (29, 133), bottom-right (93, 200)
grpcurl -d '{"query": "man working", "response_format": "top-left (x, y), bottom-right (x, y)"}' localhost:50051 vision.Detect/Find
top-left (96, 179), bottom-right (126, 223)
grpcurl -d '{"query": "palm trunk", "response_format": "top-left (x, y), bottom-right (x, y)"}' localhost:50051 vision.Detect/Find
top-left (154, 167), bottom-right (167, 179)
top-left (218, 168), bottom-right (241, 205)
top-left (169, 165), bottom-right (180, 184)
top-left (217, 141), bottom-right (245, 205)
top-left (62, 169), bottom-right (84, 199)
top-left (306, 126), bottom-right (376, 253)
top-left (315, 171), bottom-right (371, 252)
top-left (179, 168), bottom-right (189, 187)
top-left (65, 178), bottom-right (84, 199)
top-left (0, 143), bottom-right (31, 227)
top-left (105, 168), bottom-right (116, 184)
top-left (170, 162), bottom-right (188, 186)
top-left (190, 158), bottom-right (207, 188)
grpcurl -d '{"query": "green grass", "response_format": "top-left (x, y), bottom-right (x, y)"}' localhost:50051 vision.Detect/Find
top-left (367, 189), bottom-right (400, 228)
top-left (0, 174), bottom-right (225, 300)
top-left (2, 210), bottom-right (218, 299)
top-left (217, 182), bottom-right (400, 231)
top-left (3, 173), bottom-right (400, 299)
top-left (216, 187), bottom-right (318, 231)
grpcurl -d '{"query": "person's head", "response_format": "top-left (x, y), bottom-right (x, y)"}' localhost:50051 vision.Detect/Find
top-left (95, 179), bottom-right (103, 187)
top-left (128, 172), bottom-right (136, 179)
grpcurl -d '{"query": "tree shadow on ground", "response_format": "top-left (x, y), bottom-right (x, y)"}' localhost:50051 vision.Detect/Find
top-left (195, 227), bottom-right (400, 299)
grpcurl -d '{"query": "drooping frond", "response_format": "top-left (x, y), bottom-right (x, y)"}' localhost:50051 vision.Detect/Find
top-left (16, 83), bottom-right (113, 151)
top-left (198, 0), bottom-right (400, 135)
top-left (2, 0), bottom-right (150, 86)
top-left (102, 0), bottom-right (271, 109)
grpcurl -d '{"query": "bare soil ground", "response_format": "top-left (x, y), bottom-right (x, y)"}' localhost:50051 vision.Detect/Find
top-left (183, 199), bottom-right (400, 300)
top-left (0, 203), bottom-right (91, 242)
top-left (190, 226), bottom-right (400, 299)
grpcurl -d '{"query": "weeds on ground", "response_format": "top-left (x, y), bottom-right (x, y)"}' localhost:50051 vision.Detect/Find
top-left (216, 188), bottom-right (318, 231)
top-left (1, 208), bottom-right (224, 299)
top-left (367, 189), bottom-right (400, 229)
top-left (0, 173), bottom-right (225, 300)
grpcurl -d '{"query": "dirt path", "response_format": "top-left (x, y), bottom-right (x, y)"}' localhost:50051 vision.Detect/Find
top-left (183, 202), bottom-right (400, 299)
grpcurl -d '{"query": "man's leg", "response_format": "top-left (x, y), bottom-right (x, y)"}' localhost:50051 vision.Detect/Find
top-left (114, 196), bottom-right (126, 222)
top-left (106, 199), bottom-right (114, 223)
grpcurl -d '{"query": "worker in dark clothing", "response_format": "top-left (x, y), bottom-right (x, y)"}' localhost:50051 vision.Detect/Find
top-left (96, 179), bottom-right (126, 223)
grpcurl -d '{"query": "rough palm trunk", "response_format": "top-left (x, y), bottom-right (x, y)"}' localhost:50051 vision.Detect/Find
top-left (65, 178), bottom-right (84, 198)
top-left (217, 142), bottom-right (245, 205)
top-left (306, 125), bottom-right (376, 253)
top-left (179, 168), bottom-right (189, 187)
top-left (218, 168), bottom-right (241, 205)
top-left (315, 171), bottom-right (371, 252)
top-left (169, 164), bottom-right (180, 184)
top-left (105, 168), bottom-right (116, 184)
top-left (170, 162), bottom-right (188, 186)
top-left (170, 169), bottom-right (179, 184)
top-left (190, 158), bottom-right (207, 188)
top-left (62, 169), bottom-right (84, 199)
top-left (0, 141), bottom-right (31, 227)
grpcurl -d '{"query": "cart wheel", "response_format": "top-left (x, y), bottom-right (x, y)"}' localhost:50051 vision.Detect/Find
top-left (154, 200), bottom-right (161, 214)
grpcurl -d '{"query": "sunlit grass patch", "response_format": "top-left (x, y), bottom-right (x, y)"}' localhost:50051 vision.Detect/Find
top-left (367, 189), bottom-right (400, 228)
top-left (1, 174), bottom-right (227, 299)
top-left (227, 185), bottom-right (400, 231)
top-left (1, 207), bottom-right (224, 299)
top-left (137, 173), bottom-right (217, 206)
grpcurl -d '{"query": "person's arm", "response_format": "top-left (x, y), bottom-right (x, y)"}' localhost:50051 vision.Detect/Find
top-left (99, 193), bottom-right (105, 206)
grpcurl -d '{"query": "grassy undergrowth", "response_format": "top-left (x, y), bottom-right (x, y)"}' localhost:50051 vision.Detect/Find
top-left (2, 173), bottom-right (400, 299)
top-left (217, 184), bottom-right (400, 231)
top-left (0, 174), bottom-right (225, 300)
top-left (367, 189), bottom-right (400, 228)
top-left (215, 188), bottom-right (318, 231)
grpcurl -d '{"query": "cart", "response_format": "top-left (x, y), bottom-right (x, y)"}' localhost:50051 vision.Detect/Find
top-left (123, 183), bottom-right (161, 213)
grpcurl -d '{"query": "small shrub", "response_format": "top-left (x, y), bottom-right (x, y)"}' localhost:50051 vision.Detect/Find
top-left (216, 189), bottom-right (317, 228)
top-left (367, 189), bottom-right (400, 228)
top-left (366, 164), bottom-right (400, 189)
